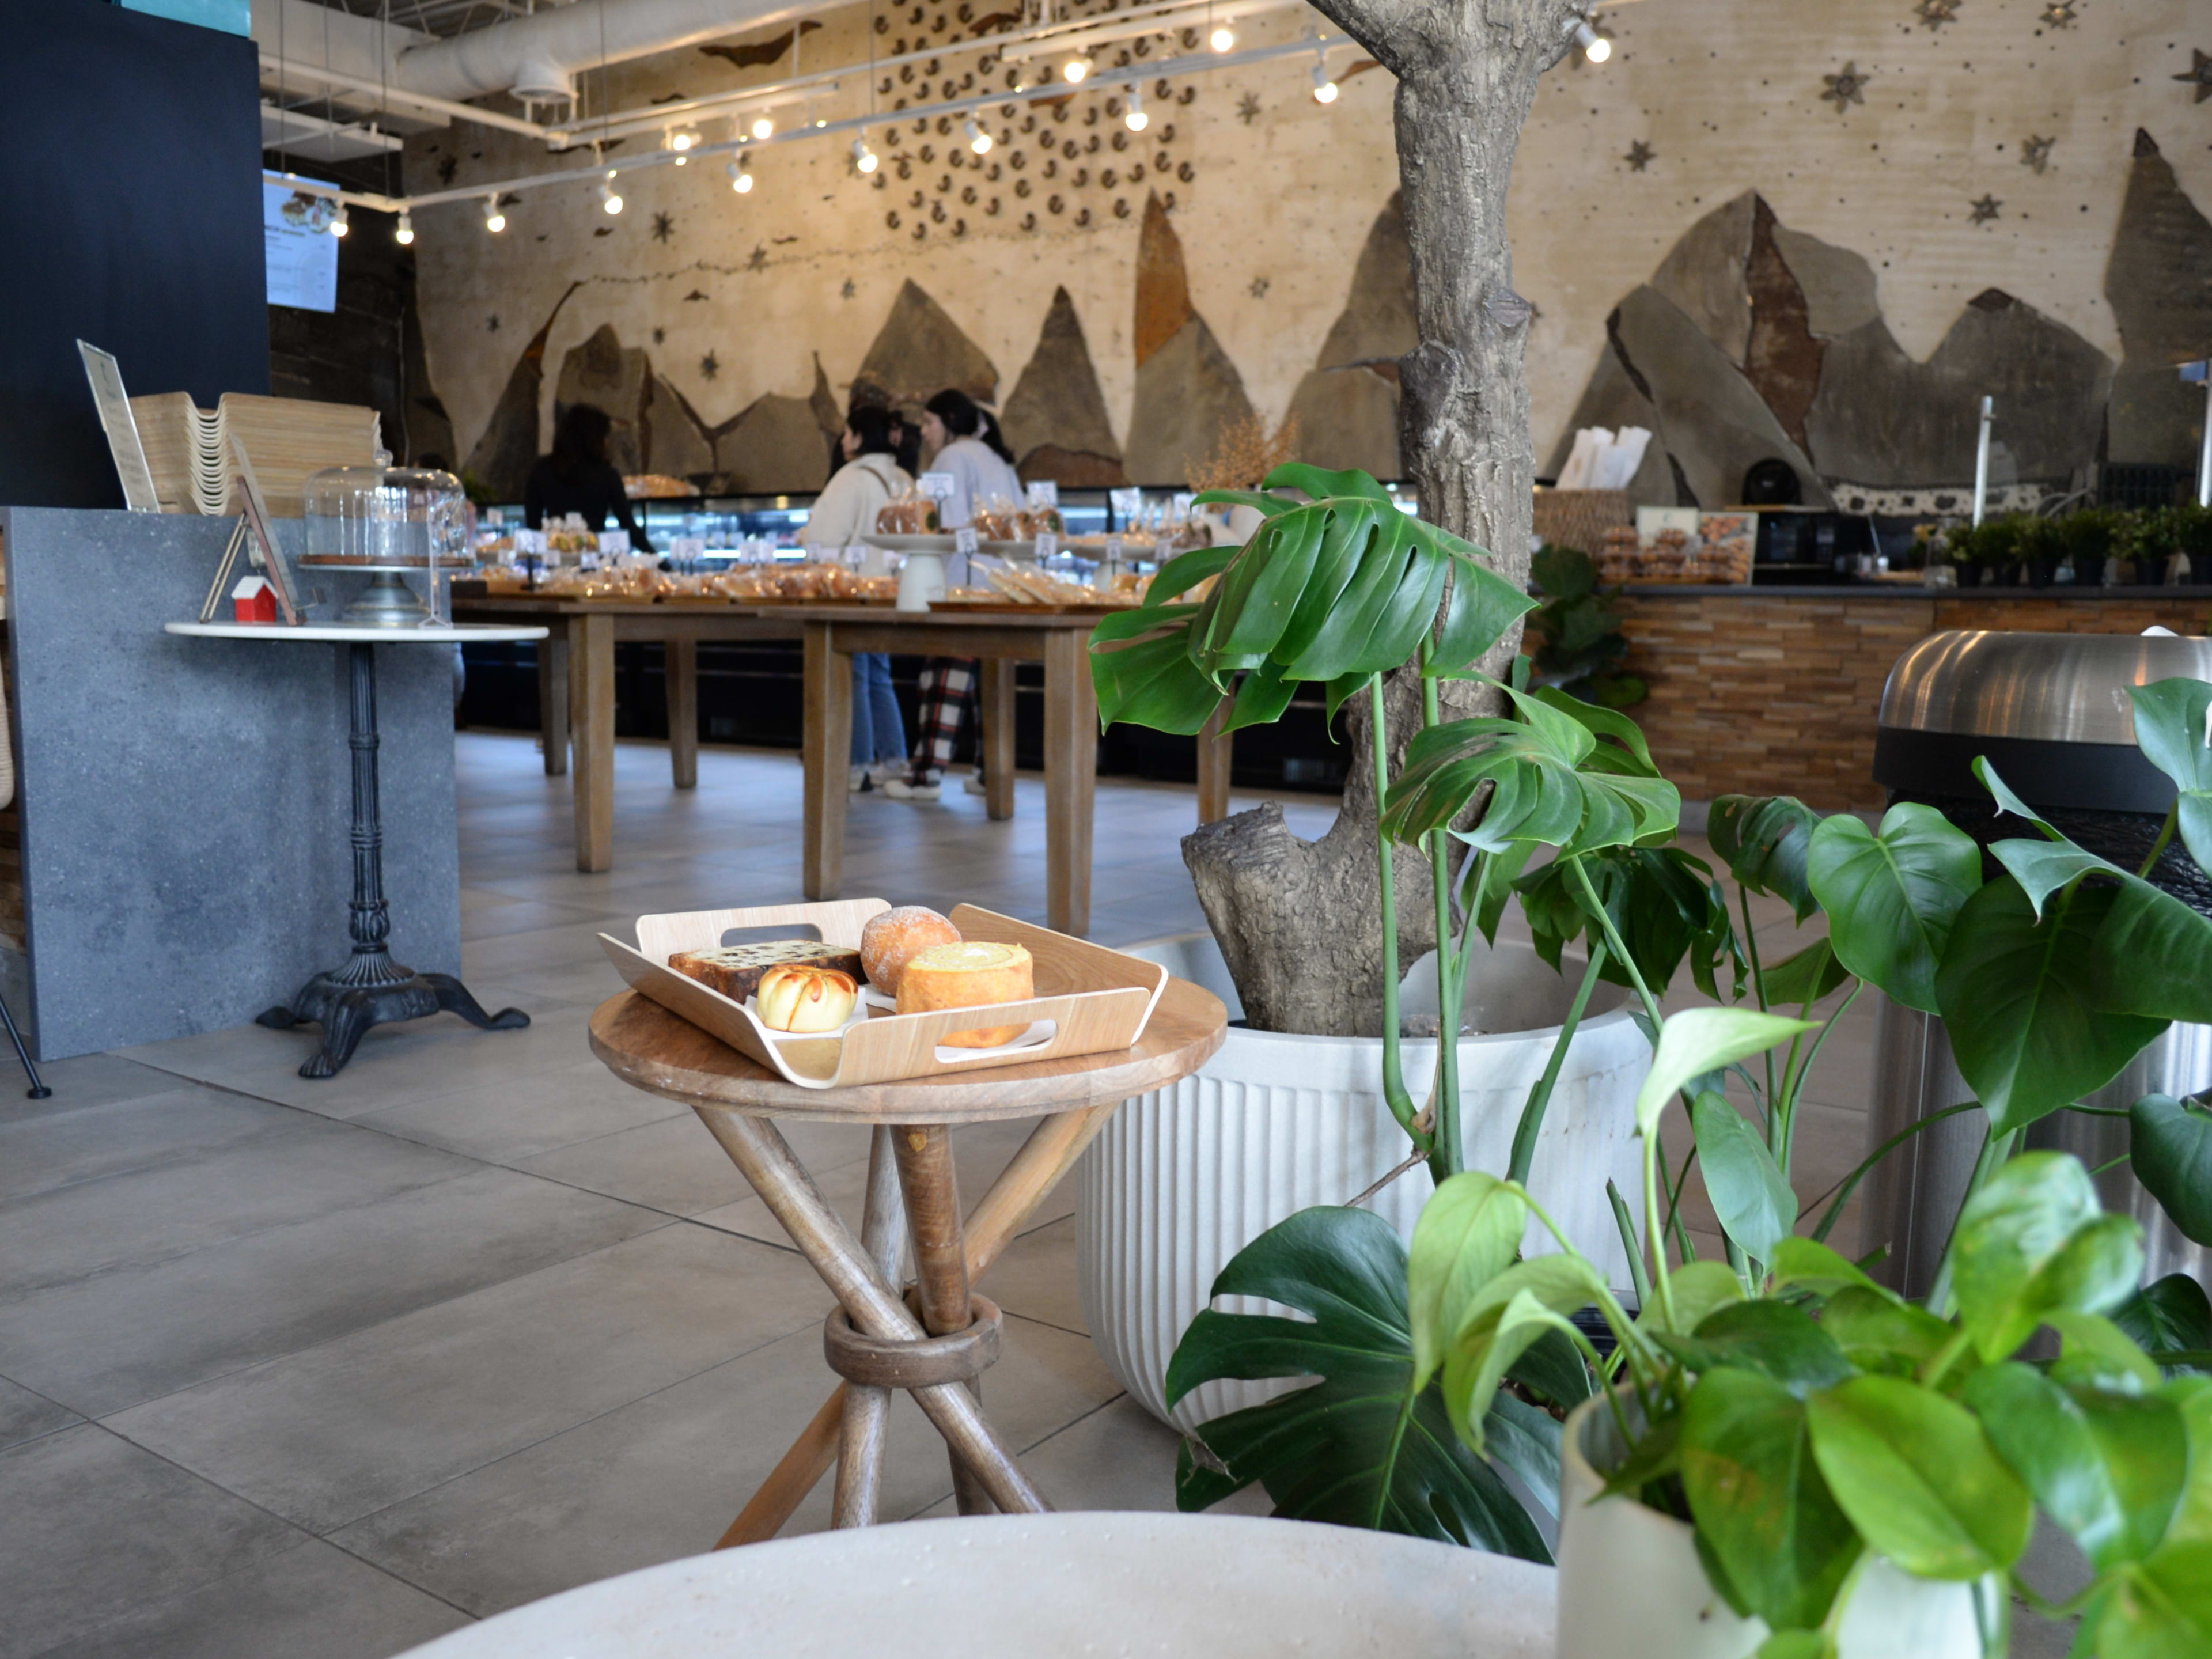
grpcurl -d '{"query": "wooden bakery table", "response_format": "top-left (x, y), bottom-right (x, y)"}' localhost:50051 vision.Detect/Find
top-left (586, 972), bottom-right (1227, 1540)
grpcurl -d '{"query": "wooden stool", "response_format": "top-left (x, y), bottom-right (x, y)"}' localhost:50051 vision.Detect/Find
top-left (587, 978), bottom-right (1226, 1536)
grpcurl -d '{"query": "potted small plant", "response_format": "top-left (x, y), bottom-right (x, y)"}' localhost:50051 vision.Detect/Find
top-left (2016, 512), bottom-right (2066, 588)
top-left (2056, 506), bottom-right (2122, 586)
top-left (2113, 507), bottom-right (2171, 588)
top-left (2175, 504), bottom-right (2212, 588)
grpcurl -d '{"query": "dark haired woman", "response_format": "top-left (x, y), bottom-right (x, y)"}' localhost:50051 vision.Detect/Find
top-left (524, 403), bottom-right (653, 554)
top-left (882, 390), bottom-right (1022, 802)
top-left (803, 409), bottom-right (912, 790)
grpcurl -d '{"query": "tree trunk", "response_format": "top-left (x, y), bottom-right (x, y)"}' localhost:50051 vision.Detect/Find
top-left (1181, 0), bottom-right (1576, 1038)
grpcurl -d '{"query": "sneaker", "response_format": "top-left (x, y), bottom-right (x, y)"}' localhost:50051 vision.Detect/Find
top-left (866, 760), bottom-right (905, 787)
top-left (964, 771), bottom-right (990, 797)
top-left (881, 774), bottom-right (942, 801)
top-left (849, 765), bottom-right (870, 794)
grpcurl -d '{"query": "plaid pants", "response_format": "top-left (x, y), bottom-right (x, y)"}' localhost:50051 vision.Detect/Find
top-left (910, 658), bottom-right (979, 779)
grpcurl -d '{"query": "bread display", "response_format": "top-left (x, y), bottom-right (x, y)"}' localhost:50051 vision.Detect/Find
top-left (755, 964), bottom-right (859, 1032)
top-left (874, 492), bottom-right (941, 533)
top-left (668, 939), bottom-right (864, 1003)
top-left (859, 906), bottom-right (962, 995)
top-left (896, 940), bottom-right (1036, 1047)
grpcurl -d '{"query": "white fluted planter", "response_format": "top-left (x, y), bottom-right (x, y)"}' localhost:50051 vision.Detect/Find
top-left (1077, 933), bottom-right (1649, 1431)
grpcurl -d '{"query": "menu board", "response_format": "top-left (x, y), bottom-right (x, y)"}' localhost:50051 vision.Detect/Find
top-left (264, 180), bottom-right (339, 313)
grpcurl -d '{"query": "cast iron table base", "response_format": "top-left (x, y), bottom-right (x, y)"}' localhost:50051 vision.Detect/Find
top-left (259, 641), bottom-right (528, 1077)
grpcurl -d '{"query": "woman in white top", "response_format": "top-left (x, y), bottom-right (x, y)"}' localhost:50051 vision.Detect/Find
top-left (881, 390), bottom-right (1024, 801)
top-left (802, 408), bottom-right (911, 790)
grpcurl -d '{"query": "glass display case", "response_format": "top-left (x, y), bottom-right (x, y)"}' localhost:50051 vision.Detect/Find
top-left (302, 463), bottom-right (469, 626)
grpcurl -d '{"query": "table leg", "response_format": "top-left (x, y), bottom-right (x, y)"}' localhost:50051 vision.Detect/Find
top-left (1198, 696), bottom-right (1233, 825)
top-left (893, 1124), bottom-right (993, 1516)
top-left (980, 660), bottom-right (1016, 823)
top-left (666, 637), bottom-right (699, 790)
top-left (694, 1107), bottom-right (1050, 1520)
top-left (1041, 630), bottom-right (1098, 937)
top-left (833, 1128), bottom-right (906, 1529)
top-left (538, 630), bottom-right (570, 777)
top-left (572, 612), bottom-right (615, 872)
top-left (713, 1101), bottom-right (1119, 1546)
top-left (802, 623), bottom-right (851, 901)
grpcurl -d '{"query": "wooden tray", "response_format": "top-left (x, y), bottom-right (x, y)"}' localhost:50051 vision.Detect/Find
top-left (599, 900), bottom-right (1168, 1089)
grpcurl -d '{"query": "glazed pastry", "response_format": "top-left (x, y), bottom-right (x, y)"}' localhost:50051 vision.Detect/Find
top-left (859, 906), bottom-right (963, 995)
top-left (669, 940), bottom-right (863, 1003)
top-left (755, 964), bottom-right (859, 1033)
top-left (896, 940), bottom-right (1035, 1047)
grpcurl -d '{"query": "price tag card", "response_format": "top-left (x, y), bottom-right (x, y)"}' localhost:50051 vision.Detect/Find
top-left (919, 471), bottom-right (957, 502)
top-left (953, 526), bottom-right (979, 556)
top-left (1026, 479), bottom-right (1060, 508)
top-left (1033, 531), bottom-right (1059, 560)
top-left (672, 535), bottom-right (706, 562)
top-left (1109, 487), bottom-right (1143, 522)
top-left (1104, 537), bottom-right (1125, 562)
top-left (599, 530), bottom-right (631, 556)
top-left (514, 528), bottom-right (547, 556)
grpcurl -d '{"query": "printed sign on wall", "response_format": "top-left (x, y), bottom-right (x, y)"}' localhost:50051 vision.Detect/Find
top-left (265, 181), bottom-right (339, 313)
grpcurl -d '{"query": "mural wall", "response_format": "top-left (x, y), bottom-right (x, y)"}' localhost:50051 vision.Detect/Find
top-left (402, 0), bottom-right (2212, 503)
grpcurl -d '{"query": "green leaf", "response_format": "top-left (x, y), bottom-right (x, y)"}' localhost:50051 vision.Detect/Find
top-left (2130, 1096), bottom-right (2212, 1248)
top-left (1759, 938), bottom-right (1850, 1008)
top-left (1660, 1299), bottom-right (1857, 1396)
top-left (1636, 1009), bottom-right (1817, 1140)
top-left (1430, 558), bottom-right (1535, 677)
top-left (1407, 1172), bottom-right (1528, 1390)
top-left (1820, 1286), bottom-right (1958, 1376)
top-left (1088, 605), bottom-right (1221, 734)
top-left (2115, 1275), bottom-right (2212, 1368)
top-left (1224, 659), bottom-right (1297, 734)
top-left (2048, 1310), bottom-right (2166, 1395)
top-left (1260, 462), bottom-right (1395, 503)
top-left (1680, 1368), bottom-right (1862, 1630)
top-left (1756, 1634), bottom-right (1837, 1659)
top-left (1140, 543), bottom-right (1238, 607)
top-left (1692, 1091), bottom-right (1800, 1267)
top-left (1975, 753), bottom-right (2066, 840)
top-left (2128, 678), bottom-right (2212, 873)
top-left (1805, 1375), bottom-right (2034, 1579)
top-left (1164, 1206), bottom-right (1552, 1555)
top-left (1525, 686), bottom-right (1658, 773)
top-left (2097, 1539), bottom-right (2212, 1658)
top-left (1188, 487), bottom-right (1298, 518)
top-left (1964, 1363), bottom-right (2187, 1569)
top-left (1437, 1253), bottom-right (1612, 1455)
top-left (2166, 1377), bottom-right (2212, 1544)
top-left (1989, 835), bottom-right (2120, 921)
top-left (1770, 1237), bottom-right (1902, 1303)
top-left (1951, 1152), bottom-right (2145, 1361)
top-left (1516, 846), bottom-right (1730, 999)
top-left (1640, 1258), bottom-right (1747, 1336)
top-left (1934, 878), bottom-right (2168, 1135)
top-left (1597, 1404), bottom-right (1683, 1500)
top-left (1709, 796), bottom-right (1824, 922)
top-left (1805, 804), bottom-right (1983, 1014)
top-left (1531, 543), bottom-right (1598, 601)
top-left (2089, 882), bottom-right (2212, 1025)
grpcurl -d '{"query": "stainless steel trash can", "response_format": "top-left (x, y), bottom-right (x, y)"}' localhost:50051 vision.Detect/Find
top-left (1865, 630), bottom-right (2212, 1300)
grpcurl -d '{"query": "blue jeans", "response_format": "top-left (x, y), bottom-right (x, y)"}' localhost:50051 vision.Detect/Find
top-left (850, 653), bottom-right (907, 766)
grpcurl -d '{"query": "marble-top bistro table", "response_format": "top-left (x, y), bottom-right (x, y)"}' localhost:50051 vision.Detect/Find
top-left (396, 1513), bottom-right (1556, 1658)
top-left (165, 622), bottom-right (547, 1076)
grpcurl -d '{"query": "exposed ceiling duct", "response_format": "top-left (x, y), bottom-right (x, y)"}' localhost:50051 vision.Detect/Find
top-left (392, 0), bottom-right (830, 104)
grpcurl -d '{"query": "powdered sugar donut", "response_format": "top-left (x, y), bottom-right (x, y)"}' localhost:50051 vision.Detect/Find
top-left (859, 906), bottom-right (962, 995)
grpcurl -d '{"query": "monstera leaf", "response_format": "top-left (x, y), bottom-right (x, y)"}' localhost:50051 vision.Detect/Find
top-left (2128, 678), bottom-right (2212, 873)
top-left (1516, 843), bottom-right (1734, 998)
top-left (1166, 1205), bottom-right (1566, 1558)
top-left (1805, 804), bottom-right (1982, 1014)
top-left (1709, 795), bottom-right (1824, 923)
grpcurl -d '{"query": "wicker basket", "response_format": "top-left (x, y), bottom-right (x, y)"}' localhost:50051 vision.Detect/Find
top-left (1533, 489), bottom-right (1635, 556)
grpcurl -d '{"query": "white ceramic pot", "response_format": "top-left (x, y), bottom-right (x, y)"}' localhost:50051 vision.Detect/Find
top-left (1077, 932), bottom-right (1649, 1431)
top-left (1557, 1396), bottom-right (2001, 1659)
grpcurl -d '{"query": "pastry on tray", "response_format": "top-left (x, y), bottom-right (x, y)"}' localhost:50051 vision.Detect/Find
top-left (859, 906), bottom-right (962, 995)
top-left (755, 964), bottom-right (859, 1033)
top-left (896, 941), bottom-right (1035, 1048)
top-left (668, 940), bottom-right (865, 1003)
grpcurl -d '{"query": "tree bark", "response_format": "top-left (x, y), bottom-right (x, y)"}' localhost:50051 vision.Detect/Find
top-left (1181, 0), bottom-right (1580, 1038)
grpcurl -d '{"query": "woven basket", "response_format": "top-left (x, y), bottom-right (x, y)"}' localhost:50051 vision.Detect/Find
top-left (1533, 490), bottom-right (1635, 557)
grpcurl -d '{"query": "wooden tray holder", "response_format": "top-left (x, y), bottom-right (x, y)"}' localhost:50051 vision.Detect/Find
top-left (599, 900), bottom-right (1168, 1090)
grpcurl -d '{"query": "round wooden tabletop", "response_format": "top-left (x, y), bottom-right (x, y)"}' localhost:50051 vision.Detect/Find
top-left (587, 976), bottom-right (1228, 1124)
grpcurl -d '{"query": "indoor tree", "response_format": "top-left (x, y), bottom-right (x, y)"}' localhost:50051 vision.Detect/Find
top-left (1180, 0), bottom-right (1600, 1036)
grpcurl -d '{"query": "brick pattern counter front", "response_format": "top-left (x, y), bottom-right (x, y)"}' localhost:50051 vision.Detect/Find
top-left (1616, 589), bottom-right (2212, 811)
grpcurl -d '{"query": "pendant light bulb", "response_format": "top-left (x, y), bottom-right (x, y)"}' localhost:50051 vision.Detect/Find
top-left (1573, 18), bottom-right (1611, 61)
top-left (1123, 89), bottom-right (1147, 132)
top-left (1310, 62), bottom-right (1339, 103)
top-left (599, 178), bottom-right (623, 214)
top-left (328, 202), bottom-right (350, 237)
top-left (1062, 53), bottom-right (1090, 84)
top-left (964, 118), bottom-right (993, 154)
top-left (1209, 22), bottom-right (1234, 51)
top-left (670, 128), bottom-right (695, 151)
top-left (393, 210), bottom-right (414, 245)
top-left (483, 195), bottom-right (505, 233)
top-left (728, 160), bottom-right (754, 194)
top-left (852, 136), bottom-right (879, 174)
top-left (751, 113), bottom-right (775, 141)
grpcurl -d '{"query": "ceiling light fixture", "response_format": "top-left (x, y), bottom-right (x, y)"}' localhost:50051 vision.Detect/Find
top-left (599, 176), bottom-right (623, 214)
top-left (1124, 88), bottom-right (1148, 131)
top-left (852, 135), bottom-right (879, 173)
top-left (1062, 53), bottom-right (1091, 84)
top-left (394, 210), bottom-right (414, 245)
top-left (483, 195), bottom-right (505, 232)
top-left (328, 202), bottom-right (350, 237)
top-left (729, 159), bottom-right (754, 194)
top-left (1210, 22), bottom-right (1235, 51)
top-left (670, 128), bottom-right (695, 151)
top-left (1310, 60), bottom-right (1338, 103)
top-left (751, 113), bottom-right (775, 140)
top-left (1572, 18), bottom-right (1612, 61)
top-left (964, 118), bottom-right (993, 154)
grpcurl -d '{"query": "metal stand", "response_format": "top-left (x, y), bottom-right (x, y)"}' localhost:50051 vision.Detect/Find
top-left (0, 993), bottom-right (48, 1099)
top-left (259, 642), bottom-right (527, 1078)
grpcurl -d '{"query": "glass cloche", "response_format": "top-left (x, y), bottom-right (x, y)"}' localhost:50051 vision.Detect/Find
top-left (302, 464), bottom-right (469, 626)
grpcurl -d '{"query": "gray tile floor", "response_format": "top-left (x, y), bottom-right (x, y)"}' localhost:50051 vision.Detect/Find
top-left (0, 734), bottom-right (1883, 1657)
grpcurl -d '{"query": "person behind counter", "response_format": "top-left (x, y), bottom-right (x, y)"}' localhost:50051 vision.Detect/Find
top-left (802, 408), bottom-right (912, 791)
top-left (524, 403), bottom-right (654, 554)
top-left (880, 389), bottom-right (1022, 803)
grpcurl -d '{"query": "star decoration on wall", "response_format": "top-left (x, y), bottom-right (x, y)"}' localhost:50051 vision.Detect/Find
top-left (1914, 0), bottom-right (1959, 29)
top-left (700, 352), bottom-right (720, 381)
top-left (2021, 134), bottom-right (2055, 173)
top-left (650, 211), bottom-right (675, 243)
top-left (1236, 91), bottom-right (1261, 125)
top-left (2176, 48), bottom-right (2212, 103)
top-left (1248, 275), bottom-right (1270, 297)
top-left (1969, 194), bottom-right (2002, 224)
top-left (842, 278), bottom-right (857, 298)
top-left (435, 154), bottom-right (459, 185)
top-left (1624, 139), bottom-right (1656, 171)
top-left (746, 244), bottom-right (770, 271)
top-left (486, 315), bottom-right (499, 332)
top-left (2039, 1), bottom-right (2077, 24)
top-left (1821, 62), bottom-right (1870, 114)
top-left (652, 327), bottom-right (666, 344)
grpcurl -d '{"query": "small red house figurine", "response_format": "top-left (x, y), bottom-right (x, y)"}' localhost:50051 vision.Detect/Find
top-left (231, 575), bottom-right (279, 624)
